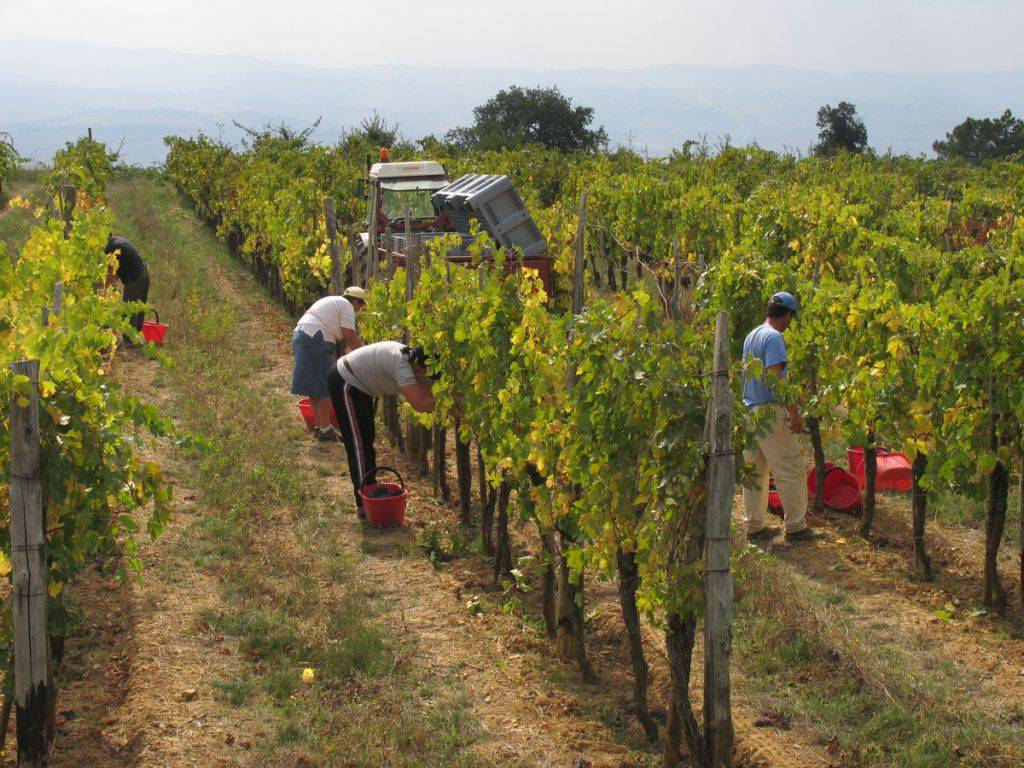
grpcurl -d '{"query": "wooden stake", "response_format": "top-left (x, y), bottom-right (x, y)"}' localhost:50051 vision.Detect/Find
top-left (348, 228), bottom-right (362, 288)
top-left (671, 242), bottom-right (683, 320)
top-left (455, 423), bottom-right (472, 525)
top-left (59, 184), bottom-right (76, 239)
top-left (555, 191), bottom-right (593, 674)
top-left (323, 198), bottom-right (343, 295)
top-left (368, 184), bottom-right (379, 280)
top-left (8, 360), bottom-right (49, 768)
top-left (51, 283), bottom-right (64, 317)
top-left (572, 191), bottom-right (587, 315)
top-left (703, 311), bottom-right (735, 768)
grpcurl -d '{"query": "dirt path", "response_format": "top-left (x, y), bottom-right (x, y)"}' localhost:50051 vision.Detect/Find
top-left (49, 417), bottom-right (271, 767)
top-left (764, 498), bottom-right (1024, 711)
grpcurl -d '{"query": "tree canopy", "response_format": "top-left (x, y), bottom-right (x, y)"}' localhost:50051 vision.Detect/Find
top-left (446, 85), bottom-right (607, 154)
top-left (933, 109), bottom-right (1024, 163)
top-left (813, 101), bottom-right (868, 156)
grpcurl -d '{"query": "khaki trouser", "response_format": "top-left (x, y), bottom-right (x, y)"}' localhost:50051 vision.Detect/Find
top-left (743, 404), bottom-right (808, 534)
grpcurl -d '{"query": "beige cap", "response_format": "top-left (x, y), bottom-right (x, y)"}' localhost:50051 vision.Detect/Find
top-left (343, 286), bottom-right (367, 302)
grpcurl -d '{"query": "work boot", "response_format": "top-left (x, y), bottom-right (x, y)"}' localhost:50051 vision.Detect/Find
top-left (785, 526), bottom-right (825, 543)
top-left (314, 426), bottom-right (339, 442)
top-left (747, 525), bottom-right (781, 543)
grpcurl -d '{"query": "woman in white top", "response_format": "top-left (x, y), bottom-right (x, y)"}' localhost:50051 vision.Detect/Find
top-left (290, 286), bottom-right (366, 441)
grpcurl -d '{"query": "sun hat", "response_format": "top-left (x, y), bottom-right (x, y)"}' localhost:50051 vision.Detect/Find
top-left (343, 286), bottom-right (367, 303)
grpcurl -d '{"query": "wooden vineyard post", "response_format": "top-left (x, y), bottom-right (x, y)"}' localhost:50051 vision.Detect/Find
top-left (554, 191), bottom-right (595, 680)
top-left (8, 360), bottom-right (49, 768)
top-left (348, 228), bottom-right (362, 288)
top-left (1019, 449), bottom-right (1024, 617)
top-left (403, 212), bottom-right (416, 461)
top-left (455, 426), bottom-right (472, 524)
top-left (704, 311), bottom-right (735, 768)
top-left (45, 283), bottom-right (66, 746)
top-left (446, 266), bottom-right (472, 523)
top-left (378, 228), bottom-right (403, 450)
top-left (432, 425), bottom-right (449, 500)
top-left (368, 183), bottom-right (379, 282)
top-left (403, 213), bottom-right (429, 474)
top-left (323, 198), bottom-right (344, 295)
top-left (59, 184), bottom-right (76, 239)
top-left (51, 282), bottom-right (64, 319)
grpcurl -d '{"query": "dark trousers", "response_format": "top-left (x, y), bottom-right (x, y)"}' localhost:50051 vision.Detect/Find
top-left (122, 267), bottom-right (151, 332)
top-left (327, 366), bottom-right (377, 510)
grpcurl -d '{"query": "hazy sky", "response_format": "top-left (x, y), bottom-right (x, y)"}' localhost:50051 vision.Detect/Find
top-left (2, 0), bottom-right (1022, 73)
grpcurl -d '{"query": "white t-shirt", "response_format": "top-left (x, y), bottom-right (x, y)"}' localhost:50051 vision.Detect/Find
top-left (338, 341), bottom-right (419, 397)
top-left (295, 296), bottom-right (356, 344)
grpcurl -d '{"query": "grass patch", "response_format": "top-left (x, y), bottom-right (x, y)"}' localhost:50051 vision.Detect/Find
top-left (212, 674), bottom-right (254, 706)
top-left (734, 545), bottom-right (1024, 767)
top-left (930, 486), bottom-right (1021, 544)
top-left (0, 173), bottom-right (44, 256)
top-left (321, 607), bottom-right (396, 680)
top-left (205, 607), bottom-right (300, 659)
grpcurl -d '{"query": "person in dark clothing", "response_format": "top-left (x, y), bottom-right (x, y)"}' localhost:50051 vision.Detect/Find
top-left (105, 234), bottom-right (150, 332)
top-left (327, 342), bottom-right (438, 518)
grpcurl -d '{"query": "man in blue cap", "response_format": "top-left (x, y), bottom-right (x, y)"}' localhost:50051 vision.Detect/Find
top-left (741, 291), bottom-right (821, 543)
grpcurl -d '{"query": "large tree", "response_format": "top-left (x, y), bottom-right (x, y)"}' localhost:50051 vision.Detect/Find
top-left (446, 85), bottom-right (607, 153)
top-left (933, 109), bottom-right (1024, 163)
top-left (813, 101), bottom-right (868, 156)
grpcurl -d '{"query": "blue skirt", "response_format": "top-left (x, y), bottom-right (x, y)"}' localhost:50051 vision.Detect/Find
top-left (290, 329), bottom-right (337, 398)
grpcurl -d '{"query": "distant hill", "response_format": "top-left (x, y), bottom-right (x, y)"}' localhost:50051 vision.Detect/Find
top-left (2, 36), bottom-right (1022, 165)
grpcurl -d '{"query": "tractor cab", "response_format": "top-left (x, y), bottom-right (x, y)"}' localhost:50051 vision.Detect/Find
top-left (366, 160), bottom-right (449, 233)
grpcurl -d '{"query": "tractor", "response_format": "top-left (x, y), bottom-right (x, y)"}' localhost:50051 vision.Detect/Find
top-left (357, 149), bottom-right (554, 295)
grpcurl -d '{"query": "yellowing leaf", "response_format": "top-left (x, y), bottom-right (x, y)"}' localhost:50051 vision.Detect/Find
top-left (886, 337), bottom-right (905, 360)
top-left (49, 581), bottom-right (63, 598)
top-left (0, 552), bottom-right (11, 577)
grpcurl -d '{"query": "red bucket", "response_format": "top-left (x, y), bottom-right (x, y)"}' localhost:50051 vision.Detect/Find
top-left (141, 309), bottom-right (168, 345)
top-left (847, 447), bottom-right (912, 492)
top-left (296, 397), bottom-right (339, 430)
top-left (358, 467), bottom-right (408, 528)
top-left (768, 476), bottom-right (784, 516)
top-left (807, 463), bottom-right (862, 512)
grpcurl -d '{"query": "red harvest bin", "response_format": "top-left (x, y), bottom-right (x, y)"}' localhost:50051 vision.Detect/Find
top-left (296, 397), bottom-right (340, 430)
top-left (768, 476), bottom-right (784, 516)
top-left (847, 447), bottom-right (912, 492)
top-left (141, 310), bottom-right (168, 345)
top-left (806, 463), bottom-right (862, 512)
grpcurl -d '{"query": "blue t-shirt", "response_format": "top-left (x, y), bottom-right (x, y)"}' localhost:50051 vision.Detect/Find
top-left (742, 323), bottom-right (788, 406)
